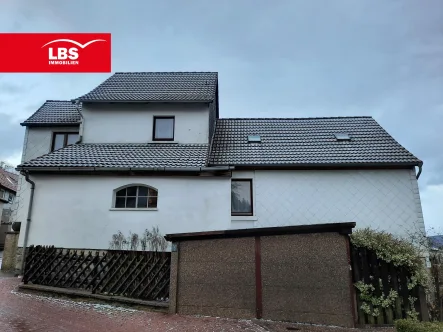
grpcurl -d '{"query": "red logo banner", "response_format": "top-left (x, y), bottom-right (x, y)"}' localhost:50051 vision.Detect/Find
top-left (0, 33), bottom-right (111, 73)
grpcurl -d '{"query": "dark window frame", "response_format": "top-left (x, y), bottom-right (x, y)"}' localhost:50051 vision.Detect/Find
top-left (231, 179), bottom-right (253, 216)
top-left (113, 185), bottom-right (158, 209)
top-left (51, 132), bottom-right (79, 151)
top-left (152, 116), bottom-right (175, 141)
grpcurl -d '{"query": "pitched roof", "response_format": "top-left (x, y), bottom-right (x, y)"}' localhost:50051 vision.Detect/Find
top-left (0, 169), bottom-right (18, 192)
top-left (17, 143), bottom-right (209, 169)
top-left (21, 100), bottom-right (81, 127)
top-left (209, 117), bottom-right (421, 166)
top-left (76, 72), bottom-right (218, 102)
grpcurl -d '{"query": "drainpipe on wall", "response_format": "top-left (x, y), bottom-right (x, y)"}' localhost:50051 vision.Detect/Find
top-left (416, 164), bottom-right (423, 180)
top-left (20, 171), bottom-right (35, 275)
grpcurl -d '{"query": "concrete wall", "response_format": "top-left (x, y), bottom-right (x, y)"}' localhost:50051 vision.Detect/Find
top-left (261, 233), bottom-right (353, 326)
top-left (232, 169), bottom-right (425, 239)
top-left (1, 231), bottom-right (19, 271)
top-left (171, 231), bottom-right (354, 327)
top-left (17, 174), bottom-right (231, 249)
top-left (81, 103), bottom-right (210, 144)
top-left (175, 238), bottom-right (256, 318)
top-left (0, 223), bottom-right (9, 248)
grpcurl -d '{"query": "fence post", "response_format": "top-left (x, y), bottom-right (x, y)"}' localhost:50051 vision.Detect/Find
top-left (418, 286), bottom-right (429, 322)
top-left (168, 242), bottom-right (179, 314)
top-left (347, 238), bottom-right (358, 327)
top-left (254, 236), bottom-right (263, 319)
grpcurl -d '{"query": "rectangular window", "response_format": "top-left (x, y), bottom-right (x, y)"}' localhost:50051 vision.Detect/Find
top-left (231, 179), bottom-right (253, 216)
top-left (153, 116), bottom-right (174, 141)
top-left (51, 132), bottom-right (79, 151)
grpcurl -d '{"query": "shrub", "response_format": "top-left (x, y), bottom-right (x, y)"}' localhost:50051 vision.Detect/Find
top-left (395, 319), bottom-right (443, 332)
top-left (350, 228), bottom-right (429, 317)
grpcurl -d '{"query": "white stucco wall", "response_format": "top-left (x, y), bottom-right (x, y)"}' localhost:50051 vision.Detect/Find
top-left (231, 169), bottom-right (426, 239)
top-left (16, 165), bottom-right (425, 249)
top-left (81, 103), bottom-right (210, 144)
top-left (11, 126), bottom-right (79, 225)
top-left (18, 175), bottom-right (231, 249)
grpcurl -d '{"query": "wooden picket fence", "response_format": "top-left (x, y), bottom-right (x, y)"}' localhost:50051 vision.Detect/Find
top-left (23, 245), bottom-right (171, 302)
top-left (351, 245), bottom-right (428, 325)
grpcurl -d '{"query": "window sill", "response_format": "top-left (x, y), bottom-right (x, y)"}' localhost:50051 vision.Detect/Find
top-left (109, 208), bottom-right (158, 211)
top-left (150, 140), bottom-right (178, 144)
top-left (231, 216), bottom-right (257, 221)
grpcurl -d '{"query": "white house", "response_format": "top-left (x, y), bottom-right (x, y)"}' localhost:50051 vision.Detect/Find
top-left (14, 72), bottom-right (425, 251)
top-left (0, 167), bottom-right (18, 248)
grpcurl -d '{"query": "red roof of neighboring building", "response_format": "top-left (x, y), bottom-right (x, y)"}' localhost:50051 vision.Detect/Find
top-left (0, 168), bottom-right (18, 193)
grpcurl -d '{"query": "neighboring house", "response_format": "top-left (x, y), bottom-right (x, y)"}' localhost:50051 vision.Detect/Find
top-left (0, 168), bottom-right (18, 249)
top-left (429, 236), bottom-right (443, 251)
top-left (13, 72), bottom-right (425, 250)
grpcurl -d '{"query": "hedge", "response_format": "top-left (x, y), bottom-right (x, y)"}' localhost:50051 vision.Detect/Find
top-left (395, 319), bottom-right (443, 332)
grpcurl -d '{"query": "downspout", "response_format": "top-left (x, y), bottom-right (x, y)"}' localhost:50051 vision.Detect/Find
top-left (20, 170), bottom-right (35, 275)
top-left (416, 163), bottom-right (423, 180)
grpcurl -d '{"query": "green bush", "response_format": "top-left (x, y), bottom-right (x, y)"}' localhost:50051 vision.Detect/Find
top-left (395, 319), bottom-right (443, 332)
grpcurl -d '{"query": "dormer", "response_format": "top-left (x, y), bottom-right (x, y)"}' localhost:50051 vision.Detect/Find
top-left (74, 72), bottom-right (219, 144)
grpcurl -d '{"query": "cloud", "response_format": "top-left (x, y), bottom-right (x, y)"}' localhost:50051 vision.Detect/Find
top-left (0, 81), bottom-right (28, 95)
top-left (0, 150), bottom-right (23, 167)
top-left (0, 114), bottom-right (25, 163)
top-left (421, 185), bottom-right (443, 234)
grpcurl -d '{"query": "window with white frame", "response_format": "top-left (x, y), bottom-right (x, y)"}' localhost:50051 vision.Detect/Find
top-left (113, 185), bottom-right (158, 209)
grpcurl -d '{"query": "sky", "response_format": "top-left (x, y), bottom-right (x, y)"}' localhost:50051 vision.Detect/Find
top-left (0, 0), bottom-right (442, 232)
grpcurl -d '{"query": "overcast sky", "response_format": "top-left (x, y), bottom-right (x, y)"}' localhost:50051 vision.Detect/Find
top-left (0, 0), bottom-right (442, 232)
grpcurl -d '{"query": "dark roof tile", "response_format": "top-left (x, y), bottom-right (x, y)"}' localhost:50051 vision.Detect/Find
top-left (0, 169), bottom-right (18, 192)
top-left (76, 72), bottom-right (218, 102)
top-left (209, 117), bottom-right (421, 166)
top-left (21, 100), bottom-right (81, 126)
top-left (18, 143), bottom-right (209, 169)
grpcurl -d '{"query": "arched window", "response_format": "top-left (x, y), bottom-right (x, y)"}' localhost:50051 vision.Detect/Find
top-left (114, 185), bottom-right (158, 209)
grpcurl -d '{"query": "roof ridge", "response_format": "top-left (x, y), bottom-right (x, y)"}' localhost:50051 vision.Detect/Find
top-left (113, 71), bottom-right (218, 74)
top-left (45, 100), bottom-right (74, 103)
top-left (75, 143), bottom-right (209, 146)
top-left (219, 116), bottom-right (374, 120)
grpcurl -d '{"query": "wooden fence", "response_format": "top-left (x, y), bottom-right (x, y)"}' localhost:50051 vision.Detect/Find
top-left (351, 245), bottom-right (428, 325)
top-left (23, 245), bottom-right (171, 302)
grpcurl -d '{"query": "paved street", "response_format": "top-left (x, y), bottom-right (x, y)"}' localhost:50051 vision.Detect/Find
top-left (0, 277), bottom-right (393, 332)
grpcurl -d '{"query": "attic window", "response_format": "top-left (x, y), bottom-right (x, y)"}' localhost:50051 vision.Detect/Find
top-left (334, 133), bottom-right (351, 141)
top-left (248, 135), bottom-right (261, 143)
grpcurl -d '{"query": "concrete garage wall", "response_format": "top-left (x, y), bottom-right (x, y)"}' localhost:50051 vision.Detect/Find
top-left (261, 233), bottom-right (353, 326)
top-left (168, 223), bottom-right (356, 327)
top-left (175, 238), bottom-right (256, 318)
